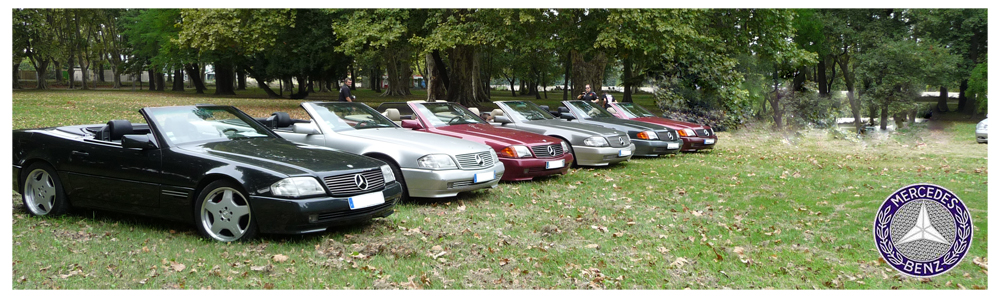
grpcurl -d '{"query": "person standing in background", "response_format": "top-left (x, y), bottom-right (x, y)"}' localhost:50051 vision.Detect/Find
top-left (339, 77), bottom-right (355, 102)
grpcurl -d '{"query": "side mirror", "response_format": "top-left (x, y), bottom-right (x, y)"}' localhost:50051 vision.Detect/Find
top-left (560, 113), bottom-right (576, 121)
top-left (401, 120), bottom-right (423, 129)
top-left (494, 115), bottom-right (512, 125)
top-left (122, 134), bottom-right (157, 150)
top-left (292, 123), bottom-right (321, 135)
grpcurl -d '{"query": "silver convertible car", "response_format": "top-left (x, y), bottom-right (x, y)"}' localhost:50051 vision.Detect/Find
top-left (261, 102), bottom-right (505, 200)
top-left (489, 100), bottom-right (635, 166)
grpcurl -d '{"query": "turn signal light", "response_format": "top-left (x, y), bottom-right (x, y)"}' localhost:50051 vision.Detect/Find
top-left (636, 131), bottom-right (655, 140)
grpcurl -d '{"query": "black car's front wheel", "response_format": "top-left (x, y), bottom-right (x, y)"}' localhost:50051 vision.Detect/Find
top-left (20, 163), bottom-right (70, 216)
top-left (195, 180), bottom-right (257, 242)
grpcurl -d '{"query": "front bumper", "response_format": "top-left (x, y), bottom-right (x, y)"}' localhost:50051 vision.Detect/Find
top-left (680, 136), bottom-right (718, 152)
top-left (976, 131), bottom-right (987, 143)
top-left (573, 144), bottom-right (635, 166)
top-left (400, 163), bottom-right (505, 198)
top-left (249, 181), bottom-right (403, 234)
top-left (12, 165), bottom-right (21, 192)
top-left (498, 153), bottom-right (574, 181)
top-left (632, 139), bottom-right (681, 157)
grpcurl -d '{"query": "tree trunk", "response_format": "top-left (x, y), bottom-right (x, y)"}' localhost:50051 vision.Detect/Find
top-left (383, 49), bottom-right (413, 97)
top-left (958, 79), bottom-right (974, 114)
top-left (32, 58), bottom-right (50, 89)
top-left (508, 78), bottom-right (517, 97)
top-left (937, 86), bottom-right (950, 112)
top-left (623, 57), bottom-right (634, 102)
top-left (569, 50), bottom-right (607, 97)
top-left (98, 63), bottom-right (105, 82)
top-left (427, 51), bottom-right (448, 101)
top-left (66, 57), bottom-right (75, 89)
top-left (53, 60), bottom-right (63, 86)
top-left (474, 51), bottom-right (490, 101)
top-left (446, 45), bottom-right (479, 106)
top-left (111, 63), bottom-right (122, 89)
top-left (563, 50), bottom-right (571, 100)
top-left (879, 103), bottom-right (889, 130)
top-left (155, 71), bottom-right (165, 91)
top-left (13, 62), bottom-right (22, 89)
top-left (837, 54), bottom-right (862, 132)
top-left (78, 55), bottom-right (89, 90)
top-left (214, 62), bottom-right (236, 95)
top-left (350, 63), bottom-right (356, 91)
top-left (172, 68), bottom-right (184, 91)
top-left (147, 69), bottom-right (156, 91)
top-left (236, 69), bottom-right (247, 90)
top-left (817, 57), bottom-right (828, 97)
top-left (184, 63), bottom-right (206, 94)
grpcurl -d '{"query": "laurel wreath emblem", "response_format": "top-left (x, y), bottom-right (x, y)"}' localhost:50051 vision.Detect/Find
top-left (875, 203), bottom-right (972, 267)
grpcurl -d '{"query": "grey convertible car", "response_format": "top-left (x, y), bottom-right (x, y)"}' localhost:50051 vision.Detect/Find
top-left (261, 102), bottom-right (504, 200)
top-left (555, 100), bottom-right (682, 157)
top-left (489, 100), bottom-right (635, 166)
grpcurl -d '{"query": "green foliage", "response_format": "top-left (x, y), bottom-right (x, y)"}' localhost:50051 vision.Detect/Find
top-left (175, 9), bottom-right (295, 56)
top-left (967, 55), bottom-right (987, 114)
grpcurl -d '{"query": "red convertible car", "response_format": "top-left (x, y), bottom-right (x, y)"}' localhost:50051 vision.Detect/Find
top-left (606, 102), bottom-right (717, 152)
top-left (377, 102), bottom-right (573, 181)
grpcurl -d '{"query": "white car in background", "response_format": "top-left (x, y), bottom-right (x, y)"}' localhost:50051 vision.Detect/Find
top-left (976, 116), bottom-right (988, 143)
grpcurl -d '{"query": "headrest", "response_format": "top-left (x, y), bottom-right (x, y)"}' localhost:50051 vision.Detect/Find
top-left (468, 107), bottom-right (480, 116)
top-left (271, 112), bottom-right (293, 128)
top-left (106, 120), bottom-right (133, 141)
top-left (384, 108), bottom-right (401, 121)
top-left (490, 109), bottom-right (504, 117)
top-left (557, 106), bottom-right (570, 113)
top-left (607, 107), bottom-right (617, 114)
top-left (539, 105), bottom-right (550, 111)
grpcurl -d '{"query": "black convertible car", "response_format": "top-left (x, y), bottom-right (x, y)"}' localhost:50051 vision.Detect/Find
top-left (12, 105), bottom-right (402, 242)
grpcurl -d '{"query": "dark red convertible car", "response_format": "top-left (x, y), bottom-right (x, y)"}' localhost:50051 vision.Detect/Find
top-left (377, 102), bottom-right (573, 181)
top-left (606, 102), bottom-right (717, 152)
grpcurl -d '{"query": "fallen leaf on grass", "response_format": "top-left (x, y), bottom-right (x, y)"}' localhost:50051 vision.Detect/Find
top-left (170, 261), bottom-right (186, 272)
top-left (59, 270), bottom-right (85, 279)
top-left (972, 257), bottom-right (987, 271)
top-left (670, 257), bottom-right (689, 268)
top-left (272, 254), bottom-right (289, 263)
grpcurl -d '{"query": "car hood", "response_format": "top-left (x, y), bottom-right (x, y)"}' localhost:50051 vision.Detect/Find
top-left (633, 117), bottom-right (707, 129)
top-left (179, 137), bottom-right (383, 176)
top-left (578, 117), bottom-right (672, 132)
top-left (520, 119), bottom-right (623, 137)
top-left (339, 128), bottom-right (490, 154)
top-left (437, 123), bottom-right (559, 146)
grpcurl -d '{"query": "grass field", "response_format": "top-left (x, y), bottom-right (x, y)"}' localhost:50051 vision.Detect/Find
top-left (10, 88), bottom-right (988, 289)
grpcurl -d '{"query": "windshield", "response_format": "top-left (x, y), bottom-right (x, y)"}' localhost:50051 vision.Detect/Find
top-left (615, 102), bottom-right (656, 118)
top-left (147, 106), bottom-right (273, 145)
top-left (310, 102), bottom-right (398, 132)
top-left (412, 102), bottom-right (487, 127)
top-left (499, 101), bottom-right (555, 121)
top-left (567, 101), bottom-right (615, 119)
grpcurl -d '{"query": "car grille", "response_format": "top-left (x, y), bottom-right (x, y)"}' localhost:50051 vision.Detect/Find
top-left (322, 169), bottom-right (385, 197)
top-left (455, 151), bottom-right (494, 169)
top-left (696, 128), bottom-right (713, 137)
top-left (609, 135), bottom-right (631, 148)
top-left (530, 144), bottom-right (564, 157)
top-left (449, 176), bottom-right (500, 189)
top-left (656, 131), bottom-right (677, 141)
top-left (316, 200), bottom-right (395, 222)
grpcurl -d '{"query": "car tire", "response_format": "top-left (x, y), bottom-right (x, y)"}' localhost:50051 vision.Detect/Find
top-left (374, 157), bottom-right (408, 202)
top-left (20, 163), bottom-right (70, 217)
top-left (195, 180), bottom-right (257, 242)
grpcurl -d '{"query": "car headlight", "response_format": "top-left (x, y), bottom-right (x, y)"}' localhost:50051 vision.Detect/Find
top-left (271, 177), bottom-right (326, 197)
top-left (583, 136), bottom-right (609, 147)
top-left (636, 130), bottom-right (659, 140)
top-left (977, 122), bottom-right (987, 130)
top-left (499, 145), bottom-right (532, 158)
top-left (380, 164), bottom-right (396, 184)
top-left (560, 141), bottom-right (570, 152)
top-left (417, 154), bottom-right (458, 169)
top-left (677, 128), bottom-right (696, 137)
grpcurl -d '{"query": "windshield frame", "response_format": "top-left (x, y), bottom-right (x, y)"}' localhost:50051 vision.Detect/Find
top-left (498, 101), bottom-right (556, 122)
top-left (144, 105), bottom-right (278, 147)
top-left (306, 102), bottom-right (400, 132)
top-left (615, 102), bottom-right (656, 118)
top-left (411, 102), bottom-right (488, 127)
top-left (566, 100), bottom-right (616, 119)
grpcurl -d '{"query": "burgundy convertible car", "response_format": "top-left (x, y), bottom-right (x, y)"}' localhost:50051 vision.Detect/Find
top-left (377, 102), bottom-right (574, 181)
top-left (606, 102), bottom-right (717, 152)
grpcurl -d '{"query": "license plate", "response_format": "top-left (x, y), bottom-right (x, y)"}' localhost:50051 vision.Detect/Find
top-left (474, 171), bottom-right (495, 183)
top-left (667, 143), bottom-right (679, 149)
top-left (348, 191), bottom-right (385, 210)
top-left (546, 159), bottom-right (565, 169)
top-left (618, 149), bottom-right (632, 157)
top-left (705, 139), bottom-right (715, 145)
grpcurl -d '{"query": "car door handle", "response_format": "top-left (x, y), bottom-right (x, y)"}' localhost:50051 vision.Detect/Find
top-left (71, 150), bottom-right (89, 157)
